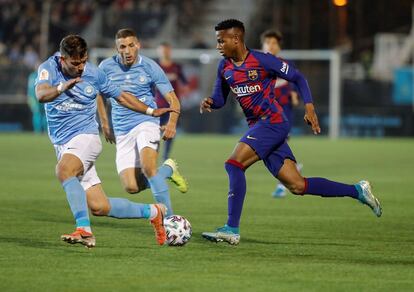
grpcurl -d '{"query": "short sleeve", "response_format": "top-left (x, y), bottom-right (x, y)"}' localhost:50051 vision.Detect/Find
top-left (148, 60), bottom-right (174, 96)
top-left (34, 61), bottom-right (55, 87)
top-left (97, 67), bottom-right (121, 99)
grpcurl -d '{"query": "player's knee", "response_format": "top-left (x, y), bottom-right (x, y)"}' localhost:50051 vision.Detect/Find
top-left (124, 185), bottom-right (140, 194)
top-left (224, 159), bottom-right (245, 172)
top-left (287, 179), bottom-right (305, 195)
top-left (91, 204), bottom-right (110, 216)
top-left (55, 163), bottom-right (77, 182)
top-left (142, 166), bottom-right (157, 178)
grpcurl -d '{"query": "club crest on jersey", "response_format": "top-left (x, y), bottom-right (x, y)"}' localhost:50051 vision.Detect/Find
top-left (138, 75), bottom-right (147, 84)
top-left (84, 85), bottom-right (95, 96)
top-left (247, 70), bottom-right (258, 81)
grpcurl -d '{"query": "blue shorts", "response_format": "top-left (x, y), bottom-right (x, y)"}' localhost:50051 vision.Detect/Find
top-left (240, 120), bottom-right (296, 177)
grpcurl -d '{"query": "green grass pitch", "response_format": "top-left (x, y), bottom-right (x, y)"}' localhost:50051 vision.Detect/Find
top-left (0, 134), bottom-right (413, 291)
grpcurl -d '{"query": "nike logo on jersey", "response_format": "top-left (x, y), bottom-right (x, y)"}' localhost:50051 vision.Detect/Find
top-left (149, 140), bottom-right (160, 145)
top-left (246, 135), bottom-right (257, 140)
top-left (225, 75), bottom-right (231, 80)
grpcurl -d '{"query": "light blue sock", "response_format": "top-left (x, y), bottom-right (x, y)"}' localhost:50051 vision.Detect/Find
top-left (62, 177), bottom-right (90, 228)
top-left (158, 164), bottom-right (173, 179)
top-left (108, 198), bottom-right (151, 219)
top-left (148, 173), bottom-right (173, 216)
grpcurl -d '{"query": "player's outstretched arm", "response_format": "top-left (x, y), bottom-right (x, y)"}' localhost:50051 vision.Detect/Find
top-left (35, 77), bottom-right (81, 103)
top-left (161, 91), bottom-right (181, 140)
top-left (303, 103), bottom-right (321, 135)
top-left (199, 97), bottom-right (214, 114)
top-left (117, 91), bottom-right (179, 117)
top-left (97, 94), bottom-right (115, 144)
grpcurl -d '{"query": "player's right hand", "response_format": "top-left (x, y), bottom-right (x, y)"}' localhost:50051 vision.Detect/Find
top-left (200, 97), bottom-right (213, 114)
top-left (63, 77), bottom-right (82, 91)
top-left (152, 107), bottom-right (180, 117)
top-left (102, 125), bottom-right (115, 144)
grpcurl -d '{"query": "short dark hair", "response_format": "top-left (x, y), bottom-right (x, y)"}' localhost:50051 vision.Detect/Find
top-left (59, 35), bottom-right (87, 58)
top-left (115, 28), bottom-right (138, 40)
top-left (215, 19), bottom-right (245, 33)
top-left (260, 29), bottom-right (283, 45)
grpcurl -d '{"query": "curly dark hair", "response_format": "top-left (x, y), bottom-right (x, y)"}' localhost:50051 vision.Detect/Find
top-left (215, 19), bottom-right (245, 33)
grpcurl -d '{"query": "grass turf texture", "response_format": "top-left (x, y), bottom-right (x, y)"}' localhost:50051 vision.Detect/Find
top-left (0, 134), bottom-right (413, 291)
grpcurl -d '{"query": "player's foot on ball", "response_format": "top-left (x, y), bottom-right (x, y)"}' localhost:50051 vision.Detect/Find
top-left (202, 225), bottom-right (240, 245)
top-left (163, 158), bottom-right (188, 193)
top-left (150, 204), bottom-right (167, 245)
top-left (272, 183), bottom-right (287, 198)
top-left (356, 180), bottom-right (382, 217)
top-left (61, 228), bottom-right (96, 248)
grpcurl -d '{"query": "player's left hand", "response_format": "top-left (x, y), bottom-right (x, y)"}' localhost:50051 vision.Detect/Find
top-left (161, 122), bottom-right (176, 140)
top-left (304, 103), bottom-right (321, 135)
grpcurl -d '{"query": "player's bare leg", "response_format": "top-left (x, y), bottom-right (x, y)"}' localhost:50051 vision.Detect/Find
top-left (119, 167), bottom-right (148, 194)
top-left (86, 183), bottom-right (167, 245)
top-left (86, 184), bottom-right (111, 216)
top-left (272, 163), bottom-right (302, 198)
top-left (277, 159), bottom-right (382, 217)
top-left (202, 142), bottom-right (259, 245)
top-left (57, 154), bottom-right (96, 248)
top-left (140, 147), bottom-right (174, 216)
top-left (276, 159), bottom-right (306, 195)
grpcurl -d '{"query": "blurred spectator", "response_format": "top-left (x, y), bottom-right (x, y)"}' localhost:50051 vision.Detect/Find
top-left (156, 41), bottom-right (189, 161)
top-left (23, 45), bottom-right (39, 68)
top-left (191, 34), bottom-right (209, 49)
top-left (27, 67), bottom-right (47, 133)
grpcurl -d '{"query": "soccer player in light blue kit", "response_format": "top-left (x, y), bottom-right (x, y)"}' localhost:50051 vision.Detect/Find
top-left (35, 35), bottom-right (175, 248)
top-left (97, 28), bottom-right (188, 219)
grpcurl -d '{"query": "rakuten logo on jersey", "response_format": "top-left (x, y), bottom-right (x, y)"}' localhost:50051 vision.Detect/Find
top-left (230, 84), bottom-right (262, 97)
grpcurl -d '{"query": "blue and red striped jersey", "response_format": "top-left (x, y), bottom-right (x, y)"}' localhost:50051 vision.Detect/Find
top-left (211, 50), bottom-right (312, 127)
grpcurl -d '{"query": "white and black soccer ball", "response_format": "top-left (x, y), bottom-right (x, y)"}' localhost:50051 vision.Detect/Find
top-left (164, 215), bottom-right (192, 246)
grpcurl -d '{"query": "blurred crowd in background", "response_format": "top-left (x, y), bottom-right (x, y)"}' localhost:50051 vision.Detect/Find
top-left (0, 0), bottom-right (413, 136)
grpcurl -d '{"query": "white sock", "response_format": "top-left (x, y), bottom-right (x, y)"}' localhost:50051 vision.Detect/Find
top-left (79, 226), bottom-right (92, 233)
top-left (149, 205), bottom-right (158, 220)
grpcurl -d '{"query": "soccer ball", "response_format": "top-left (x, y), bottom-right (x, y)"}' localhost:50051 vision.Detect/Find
top-left (164, 215), bottom-right (192, 246)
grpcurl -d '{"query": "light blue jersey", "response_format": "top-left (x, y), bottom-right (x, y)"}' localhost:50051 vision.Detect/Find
top-left (99, 54), bottom-right (173, 136)
top-left (35, 53), bottom-right (121, 145)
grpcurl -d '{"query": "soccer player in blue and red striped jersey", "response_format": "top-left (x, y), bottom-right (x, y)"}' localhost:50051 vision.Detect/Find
top-left (261, 29), bottom-right (302, 198)
top-left (201, 19), bottom-right (382, 245)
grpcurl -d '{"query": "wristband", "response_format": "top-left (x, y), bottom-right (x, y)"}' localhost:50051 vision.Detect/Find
top-left (146, 107), bottom-right (154, 116)
top-left (57, 82), bottom-right (64, 94)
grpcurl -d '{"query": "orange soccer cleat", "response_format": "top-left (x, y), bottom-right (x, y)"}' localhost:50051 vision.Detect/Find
top-left (150, 204), bottom-right (167, 245)
top-left (61, 228), bottom-right (96, 248)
